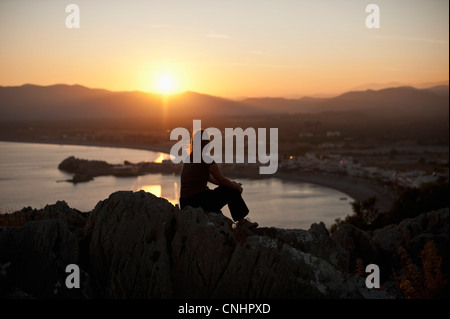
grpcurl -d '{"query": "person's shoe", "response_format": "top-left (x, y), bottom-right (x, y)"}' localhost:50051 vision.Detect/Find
top-left (237, 218), bottom-right (258, 229)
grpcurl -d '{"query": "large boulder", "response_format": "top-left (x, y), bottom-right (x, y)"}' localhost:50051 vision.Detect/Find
top-left (254, 222), bottom-right (350, 272)
top-left (85, 191), bottom-right (176, 298)
top-left (83, 191), bottom-right (390, 298)
top-left (170, 205), bottom-right (236, 298)
top-left (0, 201), bottom-right (91, 298)
top-left (329, 207), bottom-right (449, 297)
top-left (0, 191), bottom-right (395, 299)
top-left (331, 223), bottom-right (380, 270)
top-left (372, 208), bottom-right (449, 270)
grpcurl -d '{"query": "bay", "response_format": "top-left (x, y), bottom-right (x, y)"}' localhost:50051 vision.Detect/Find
top-left (0, 141), bottom-right (353, 229)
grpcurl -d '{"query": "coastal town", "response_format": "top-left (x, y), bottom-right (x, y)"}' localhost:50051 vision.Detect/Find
top-left (280, 146), bottom-right (448, 189)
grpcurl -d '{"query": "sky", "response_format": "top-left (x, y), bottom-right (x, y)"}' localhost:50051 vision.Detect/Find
top-left (0, 0), bottom-right (448, 98)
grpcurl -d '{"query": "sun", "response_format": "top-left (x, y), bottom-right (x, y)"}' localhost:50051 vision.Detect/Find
top-left (155, 73), bottom-right (176, 94)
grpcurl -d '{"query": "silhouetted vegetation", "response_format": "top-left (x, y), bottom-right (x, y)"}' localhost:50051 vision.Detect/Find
top-left (393, 241), bottom-right (448, 299)
top-left (379, 179), bottom-right (449, 226)
top-left (330, 196), bottom-right (378, 233)
top-left (331, 179), bottom-right (449, 232)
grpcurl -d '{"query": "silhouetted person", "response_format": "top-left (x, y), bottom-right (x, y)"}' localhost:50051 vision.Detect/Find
top-left (179, 130), bottom-right (257, 228)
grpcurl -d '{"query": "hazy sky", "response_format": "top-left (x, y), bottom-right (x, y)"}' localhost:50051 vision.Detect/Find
top-left (0, 0), bottom-right (448, 97)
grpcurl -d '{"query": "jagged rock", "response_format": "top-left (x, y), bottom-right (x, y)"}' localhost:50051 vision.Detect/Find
top-left (331, 223), bottom-right (380, 269)
top-left (210, 234), bottom-right (347, 298)
top-left (0, 201), bottom-right (91, 298)
top-left (1, 201), bottom-right (86, 231)
top-left (0, 191), bottom-right (400, 299)
top-left (253, 222), bottom-right (350, 272)
top-left (58, 156), bottom-right (114, 183)
top-left (372, 208), bottom-right (449, 270)
top-left (170, 206), bottom-right (236, 298)
top-left (329, 207), bottom-right (449, 295)
top-left (82, 191), bottom-right (393, 298)
top-left (58, 156), bottom-right (113, 175)
top-left (85, 191), bottom-right (176, 298)
top-left (58, 156), bottom-right (181, 183)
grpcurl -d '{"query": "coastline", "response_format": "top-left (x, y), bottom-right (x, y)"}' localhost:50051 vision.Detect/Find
top-left (274, 171), bottom-right (395, 212)
top-left (0, 138), bottom-right (395, 212)
top-left (0, 137), bottom-right (173, 154)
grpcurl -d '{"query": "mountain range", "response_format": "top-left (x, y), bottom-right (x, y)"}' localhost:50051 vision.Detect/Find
top-left (0, 83), bottom-right (448, 121)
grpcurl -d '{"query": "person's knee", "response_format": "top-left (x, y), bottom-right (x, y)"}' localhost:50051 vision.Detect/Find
top-left (225, 187), bottom-right (243, 200)
top-left (217, 185), bottom-right (239, 193)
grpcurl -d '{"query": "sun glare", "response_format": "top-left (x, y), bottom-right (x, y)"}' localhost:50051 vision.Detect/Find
top-left (155, 74), bottom-right (176, 94)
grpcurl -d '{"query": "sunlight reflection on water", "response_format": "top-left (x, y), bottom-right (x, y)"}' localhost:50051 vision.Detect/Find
top-left (0, 141), bottom-right (353, 229)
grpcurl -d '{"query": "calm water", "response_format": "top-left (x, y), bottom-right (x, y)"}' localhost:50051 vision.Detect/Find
top-left (0, 141), bottom-right (353, 229)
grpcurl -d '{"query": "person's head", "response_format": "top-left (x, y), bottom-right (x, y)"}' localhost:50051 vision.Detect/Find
top-left (190, 129), bottom-right (210, 155)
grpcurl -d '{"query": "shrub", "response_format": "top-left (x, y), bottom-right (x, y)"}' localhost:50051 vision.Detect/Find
top-left (394, 241), bottom-right (448, 299)
top-left (330, 180), bottom-right (449, 232)
top-left (330, 196), bottom-right (378, 232)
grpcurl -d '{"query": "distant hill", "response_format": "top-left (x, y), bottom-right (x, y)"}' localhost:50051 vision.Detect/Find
top-left (423, 85), bottom-right (450, 96)
top-left (241, 86), bottom-right (449, 118)
top-left (0, 84), bottom-right (448, 121)
top-left (168, 91), bottom-right (267, 117)
top-left (0, 84), bottom-right (266, 121)
top-left (312, 86), bottom-right (448, 116)
top-left (240, 96), bottom-right (325, 113)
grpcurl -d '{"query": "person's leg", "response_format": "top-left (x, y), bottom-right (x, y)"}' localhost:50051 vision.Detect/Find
top-left (181, 187), bottom-right (255, 227)
top-left (205, 186), bottom-right (249, 222)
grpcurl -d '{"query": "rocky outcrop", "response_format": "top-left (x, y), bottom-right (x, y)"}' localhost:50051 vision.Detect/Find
top-left (58, 156), bottom-right (180, 183)
top-left (332, 207), bottom-right (449, 291)
top-left (1, 191), bottom-right (447, 299)
top-left (0, 202), bottom-right (91, 298)
top-left (331, 224), bottom-right (380, 270)
top-left (58, 156), bottom-right (115, 183)
top-left (82, 191), bottom-right (383, 298)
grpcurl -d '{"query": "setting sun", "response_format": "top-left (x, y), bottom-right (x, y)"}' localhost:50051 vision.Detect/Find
top-left (155, 73), bottom-right (177, 94)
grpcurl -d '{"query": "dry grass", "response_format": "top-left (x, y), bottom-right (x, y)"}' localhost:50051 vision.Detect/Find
top-left (354, 258), bottom-right (365, 277)
top-left (394, 240), bottom-right (448, 299)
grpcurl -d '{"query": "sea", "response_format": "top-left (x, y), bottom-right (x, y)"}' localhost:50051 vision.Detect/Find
top-left (0, 141), bottom-right (353, 229)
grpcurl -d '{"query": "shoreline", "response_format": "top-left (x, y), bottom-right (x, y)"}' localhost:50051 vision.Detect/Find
top-left (0, 137), bottom-right (174, 155)
top-left (274, 171), bottom-right (395, 212)
top-left (0, 138), bottom-right (395, 212)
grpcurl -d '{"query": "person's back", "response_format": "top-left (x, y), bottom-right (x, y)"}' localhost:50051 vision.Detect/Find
top-left (180, 154), bottom-right (213, 200)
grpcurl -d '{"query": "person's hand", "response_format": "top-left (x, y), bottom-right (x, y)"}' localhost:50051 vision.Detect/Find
top-left (234, 181), bottom-right (243, 193)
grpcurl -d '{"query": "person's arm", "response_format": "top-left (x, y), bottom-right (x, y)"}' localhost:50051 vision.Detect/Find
top-left (208, 173), bottom-right (221, 185)
top-left (209, 163), bottom-right (243, 193)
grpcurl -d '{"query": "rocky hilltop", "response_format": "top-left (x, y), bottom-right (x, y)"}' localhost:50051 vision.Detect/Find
top-left (0, 191), bottom-right (448, 299)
